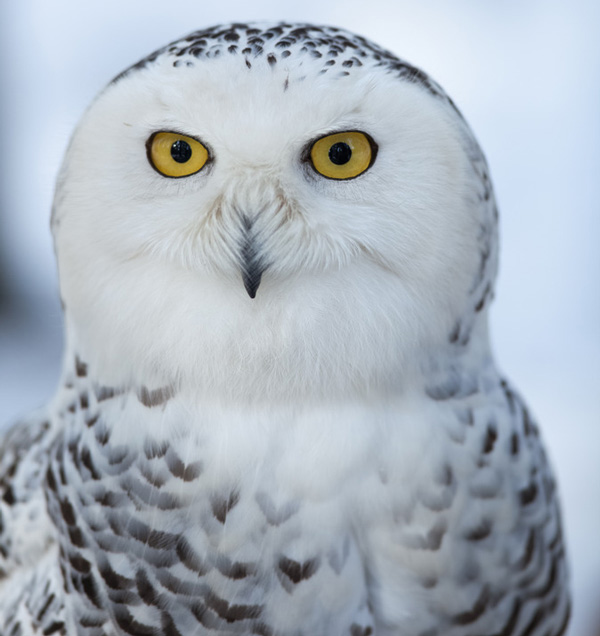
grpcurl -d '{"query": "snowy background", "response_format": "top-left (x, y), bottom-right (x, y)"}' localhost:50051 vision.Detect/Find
top-left (0, 1), bottom-right (598, 634)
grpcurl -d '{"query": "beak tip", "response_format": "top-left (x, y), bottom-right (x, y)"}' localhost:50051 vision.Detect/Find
top-left (242, 272), bottom-right (262, 299)
top-left (239, 220), bottom-right (266, 299)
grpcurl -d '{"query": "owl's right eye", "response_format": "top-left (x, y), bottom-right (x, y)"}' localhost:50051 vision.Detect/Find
top-left (147, 131), bottom-right (209, 178)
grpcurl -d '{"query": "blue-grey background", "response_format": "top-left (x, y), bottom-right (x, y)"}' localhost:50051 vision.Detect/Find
top-left (0, 2), bottom-right (598, 634)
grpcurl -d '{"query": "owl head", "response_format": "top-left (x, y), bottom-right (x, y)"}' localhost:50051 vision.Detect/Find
top-left (52, 23), bottom-right (498, 401)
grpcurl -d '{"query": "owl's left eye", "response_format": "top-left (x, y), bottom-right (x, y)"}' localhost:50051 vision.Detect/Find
top-left (147, 131), bottom-right (209, 178)
top-left (309, 131), bottom-right (377, 180)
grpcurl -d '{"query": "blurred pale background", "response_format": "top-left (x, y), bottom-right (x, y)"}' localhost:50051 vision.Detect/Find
top-left (0, 1), bottom-right (598, 634)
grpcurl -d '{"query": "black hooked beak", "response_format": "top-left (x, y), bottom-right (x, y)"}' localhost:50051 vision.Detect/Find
top-left (239, 215), bottom-right (268, 299)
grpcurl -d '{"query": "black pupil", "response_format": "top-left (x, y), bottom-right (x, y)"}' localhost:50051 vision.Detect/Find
top-left (328, 142), bottom-right (352, 165)
top-left (171, 140), bottom-right (192, 163)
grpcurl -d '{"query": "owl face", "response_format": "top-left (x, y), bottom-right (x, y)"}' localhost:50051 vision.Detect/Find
top-left (52, 24), bottom-right (494, 399)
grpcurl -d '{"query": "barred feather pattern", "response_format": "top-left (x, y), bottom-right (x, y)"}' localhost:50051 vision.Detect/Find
top-left (0, 351), bottom-right (569, 635)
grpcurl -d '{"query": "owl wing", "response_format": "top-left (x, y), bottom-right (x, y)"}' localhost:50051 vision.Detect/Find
top-left (364, 378), bottom-right (570, 636)
top-left (0, 411), bottom-right (67, 634)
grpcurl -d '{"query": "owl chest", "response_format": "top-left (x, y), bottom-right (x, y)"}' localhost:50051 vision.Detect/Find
top-left (47, 399), bottom-right (434, 634)
top-left (48, 400), bottom-right (402, 553)
top-left (46, 390), bottom-right (530, 635)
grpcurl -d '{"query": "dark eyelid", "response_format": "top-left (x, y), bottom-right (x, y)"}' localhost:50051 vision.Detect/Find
top-left (302, 130), bottom-right (378, 161)
top-left (146, 130), bottom-right (214, 159)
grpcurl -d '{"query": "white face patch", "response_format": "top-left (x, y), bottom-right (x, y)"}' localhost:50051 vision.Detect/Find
top-left (52, 21), bottom-right (497, 398)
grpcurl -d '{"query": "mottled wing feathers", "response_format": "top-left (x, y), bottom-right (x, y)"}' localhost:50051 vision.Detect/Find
top-left (365, 376), bottom-right (570, 636)
top-left (0, 413), bottom-right (67, 635)
top-left (0, 413), bottom-right (57, 575)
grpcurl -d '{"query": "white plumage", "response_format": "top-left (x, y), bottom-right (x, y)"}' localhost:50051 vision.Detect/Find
top-left (0, 22), bottom-right (569, 636)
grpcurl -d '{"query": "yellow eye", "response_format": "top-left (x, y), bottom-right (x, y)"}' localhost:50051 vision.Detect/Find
top-left (309, 131), bottom-right (376, 180)
top-left (147, 131), bottom-right (209, 178)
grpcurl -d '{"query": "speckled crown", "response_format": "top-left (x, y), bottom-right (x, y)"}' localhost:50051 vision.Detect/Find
top-left (113, 22), bottom-right (447, 101)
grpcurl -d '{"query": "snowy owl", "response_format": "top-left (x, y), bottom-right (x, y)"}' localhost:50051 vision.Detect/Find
top-left (0, 22), bottom-right (569, 636)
